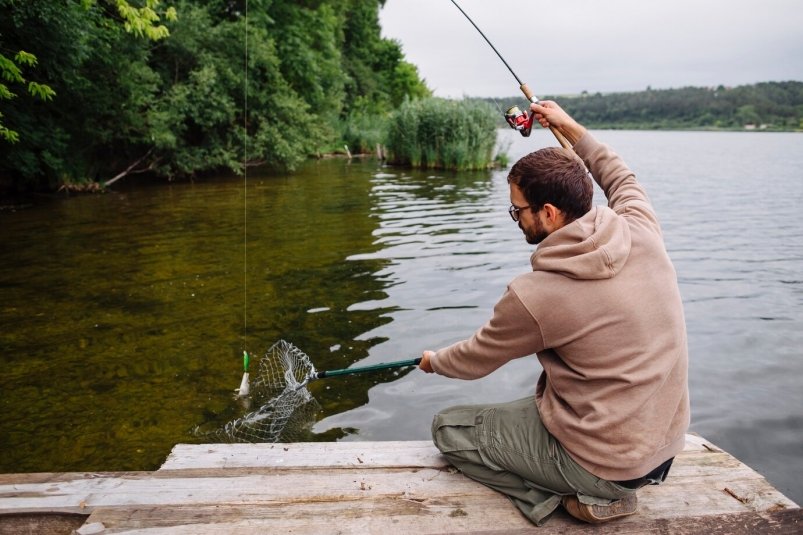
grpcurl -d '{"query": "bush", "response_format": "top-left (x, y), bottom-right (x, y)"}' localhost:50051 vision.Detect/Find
top-left (385, 97), bottom-right (498, 170)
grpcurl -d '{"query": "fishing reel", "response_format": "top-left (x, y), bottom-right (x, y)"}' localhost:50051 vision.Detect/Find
top-left (504, 105), bottom-right (536, 137)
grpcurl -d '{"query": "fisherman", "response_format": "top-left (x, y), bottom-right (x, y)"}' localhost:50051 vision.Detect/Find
top-left (419, 100), bottom-right (689, 525)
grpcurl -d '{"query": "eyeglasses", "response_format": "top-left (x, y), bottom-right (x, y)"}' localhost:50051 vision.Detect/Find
top-left (508, 203), bottom-right (537, 222)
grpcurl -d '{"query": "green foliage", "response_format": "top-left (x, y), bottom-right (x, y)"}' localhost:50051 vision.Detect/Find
top-left (386, 97), bottom-right (498, 170)
top-left (270, 2), bottom-right (345, 120)
top-left (26, 81), bottom-right (56, 101)
top-left (0, 50), bottom-right (55, 143)
top-left (494, 151), bottom-right (509, 168)
top-left (390, 61), bottom-right (431, 107)
top-left (525, 82), bottom-right (803, 131)
top-left (145, 2), bottom-right (315, 176)
top-left (88, 0), bottom-right (178, 41)
top-left (0, 0), bottom-right (430, 192)
top-left (339, 0), bottom-right (430, 113)
top-left (341, 112), bottom-right (388, 155)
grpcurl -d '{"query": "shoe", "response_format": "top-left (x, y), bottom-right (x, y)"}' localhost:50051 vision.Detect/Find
top-left (561, 493), bottom-right (638, 524)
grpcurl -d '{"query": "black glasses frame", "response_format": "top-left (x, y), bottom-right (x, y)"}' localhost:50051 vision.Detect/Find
top-left (508, 203), bottom-right (537, 222)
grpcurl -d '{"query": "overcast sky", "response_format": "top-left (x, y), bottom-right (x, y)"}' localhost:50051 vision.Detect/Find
top-left (379, 0), bottom-right (803, 98)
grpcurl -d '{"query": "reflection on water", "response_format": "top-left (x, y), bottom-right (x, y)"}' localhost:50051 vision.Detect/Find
top-left (1, 129), bottom-right (802, 505)
top-left (0, 159), bottom-right (396, 470)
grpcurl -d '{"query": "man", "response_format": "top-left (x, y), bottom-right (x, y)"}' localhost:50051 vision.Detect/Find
top-left (419, 101), bottom-right (689, 526)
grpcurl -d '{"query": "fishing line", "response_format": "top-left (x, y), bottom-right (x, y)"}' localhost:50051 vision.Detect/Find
top-left (448, 0), bottom-right (571, 149)
top-left (490, 96), bottom-right (506, 116)
top-left (240, 0), bottom-right (250, 396)
top-left (448, 0), bottom-right (524, 86)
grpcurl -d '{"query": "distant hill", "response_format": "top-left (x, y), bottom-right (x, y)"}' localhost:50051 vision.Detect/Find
top-left (489, 81), bottom-right (803, 131)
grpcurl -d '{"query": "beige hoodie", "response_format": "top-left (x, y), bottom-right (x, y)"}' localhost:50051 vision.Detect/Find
top-left (431, 132), bottom-right (690, 481)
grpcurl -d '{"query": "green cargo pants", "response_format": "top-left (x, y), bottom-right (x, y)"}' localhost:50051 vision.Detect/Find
top-left (431, 396), bottom-right (636, 526)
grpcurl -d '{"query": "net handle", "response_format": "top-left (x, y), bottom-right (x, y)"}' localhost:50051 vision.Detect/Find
top-left (315, 358), bottom-right (422, 379)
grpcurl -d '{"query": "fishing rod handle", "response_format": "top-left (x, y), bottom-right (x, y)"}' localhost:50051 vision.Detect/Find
top-left (549, 127), bottom-right (572, 149)
top-left (519, 84), bottom-right (572, 150)
top-left (316, 358), bottom-right (423, 379)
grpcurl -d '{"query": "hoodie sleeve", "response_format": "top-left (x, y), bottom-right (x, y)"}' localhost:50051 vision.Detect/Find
top-left (430, 282), bottom-right (545, 379)
top-left (573, 132), bottom-right (661, 235)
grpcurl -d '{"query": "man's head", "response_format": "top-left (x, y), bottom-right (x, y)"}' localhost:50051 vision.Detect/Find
top-left (507, 147), bottom-right (592, 244)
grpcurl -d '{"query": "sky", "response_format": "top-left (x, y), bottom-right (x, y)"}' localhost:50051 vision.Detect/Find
top-left (379, 0), bottom-right (803, 98)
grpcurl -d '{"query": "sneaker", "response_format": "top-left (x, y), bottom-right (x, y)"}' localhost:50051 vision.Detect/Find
top-left (561, 493), bottom-right (638, 524)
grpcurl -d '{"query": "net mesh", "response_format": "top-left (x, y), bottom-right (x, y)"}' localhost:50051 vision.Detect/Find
top-left (207, 340), bottom-right (321, 443)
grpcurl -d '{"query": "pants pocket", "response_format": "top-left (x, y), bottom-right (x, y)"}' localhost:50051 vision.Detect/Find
top-left (432, 405), bottom-right (508, 472)
top-left (431, 406), bottom-right (485, 453)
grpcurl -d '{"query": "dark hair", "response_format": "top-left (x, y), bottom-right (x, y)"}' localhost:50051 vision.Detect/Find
top-left (507, 147), bottom-right (592, 222)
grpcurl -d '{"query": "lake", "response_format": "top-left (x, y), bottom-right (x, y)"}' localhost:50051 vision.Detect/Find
top-left (1, 128), bottom-right (801, 505)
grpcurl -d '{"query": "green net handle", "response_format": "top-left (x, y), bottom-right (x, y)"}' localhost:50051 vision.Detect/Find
top-left (316, 358), bottom-right (422, 379)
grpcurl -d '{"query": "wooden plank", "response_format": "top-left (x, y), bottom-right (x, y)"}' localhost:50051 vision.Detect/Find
top-left (83, 500), bottom-right (803, 535)
top-left (83, 495), bottom-right (532, 534)
top-left (158, 434), bottom-right (714, 471)
top-left (1, 460), bottom-right (795, 517)
top-left (159, 440), bottom-right (447, 471)
top-left (461, 509), bottom-right (803, 535)
top-left (0, 512), bottom-right (87, 535)
top-left (0, 435), bottom-right (798, 534)
top-left (0, 472), bottom-right (144, 486)
top-left (0, 467), bottom-right (483, 515)
top-left (683, 432), bottom-right (722, 452)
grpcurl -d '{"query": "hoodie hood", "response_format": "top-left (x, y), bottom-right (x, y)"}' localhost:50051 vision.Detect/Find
top-left (531, 206), bottom-right (631, 280)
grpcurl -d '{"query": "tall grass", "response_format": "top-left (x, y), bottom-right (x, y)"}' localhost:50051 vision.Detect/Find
top-left (385, 97), bottom-right (498, 170)
top-left (340, 112), bottom-right (388, 154)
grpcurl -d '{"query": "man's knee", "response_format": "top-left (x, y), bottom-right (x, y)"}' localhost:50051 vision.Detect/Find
top-left (430, 411), bottom-right (444, 443)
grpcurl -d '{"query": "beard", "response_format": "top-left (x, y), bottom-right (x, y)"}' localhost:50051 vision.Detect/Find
top-left (521, 218), bottom-right (548, 245)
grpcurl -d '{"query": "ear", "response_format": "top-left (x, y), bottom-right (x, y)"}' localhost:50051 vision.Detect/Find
top-left (541, 203), bottom-right (561, 223)
top-left (541, 203), bottom-right (566, 230)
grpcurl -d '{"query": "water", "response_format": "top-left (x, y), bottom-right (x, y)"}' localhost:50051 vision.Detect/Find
top-left (1, 129), bottom-right (801, 505)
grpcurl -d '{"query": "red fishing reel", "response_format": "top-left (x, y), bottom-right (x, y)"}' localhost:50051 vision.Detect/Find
top-left (504, 105), bottom-right (536, 137)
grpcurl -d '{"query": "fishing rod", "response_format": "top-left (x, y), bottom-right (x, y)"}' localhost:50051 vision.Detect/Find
top-left (449, 0), bottom-right (571, 149)
top-left (298, 358), bottom-right (422, 388)
top-left (238, 341), bottom-right (421, 397)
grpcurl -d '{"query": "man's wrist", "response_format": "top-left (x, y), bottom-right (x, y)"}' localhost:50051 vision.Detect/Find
top-left (564, 122), bottom-right (587, 146)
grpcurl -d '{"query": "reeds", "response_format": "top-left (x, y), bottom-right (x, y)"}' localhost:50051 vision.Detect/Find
top-left (385, 98), bottom-right (498, 170)
top-left (341, 112), bottom-right (388, 155)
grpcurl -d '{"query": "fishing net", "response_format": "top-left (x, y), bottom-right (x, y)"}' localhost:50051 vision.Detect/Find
top-left (199, 340), bottom-right (420, 443)
top-left (208, 340), bottom-right (322, 443)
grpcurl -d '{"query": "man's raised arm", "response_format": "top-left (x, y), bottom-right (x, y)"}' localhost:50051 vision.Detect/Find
top-left (531, 101), bottom-right (660, 232)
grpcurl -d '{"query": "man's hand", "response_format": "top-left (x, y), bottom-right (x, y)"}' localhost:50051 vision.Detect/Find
top-left (420, 350), bottom-right (435, 373)
top-left (530, 101), bottom-right (587, 146)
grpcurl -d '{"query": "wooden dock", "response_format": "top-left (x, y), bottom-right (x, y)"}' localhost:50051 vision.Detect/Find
top-left (0, 434), bottom-right (799, 534)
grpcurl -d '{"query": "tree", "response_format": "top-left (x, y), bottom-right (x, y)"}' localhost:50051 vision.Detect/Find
top-left (390, 61), bottom-right (430, 107)
top-left (0, 0), bottom-right (432, 193)
top-left (0, 0), bottom-right (179, 188)
top-left (0, 0), bottom-right (175, 145)
top-left (735, 104), bottom-right (760, 127)
top-left (537, 82), bottom-right (803, 131)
